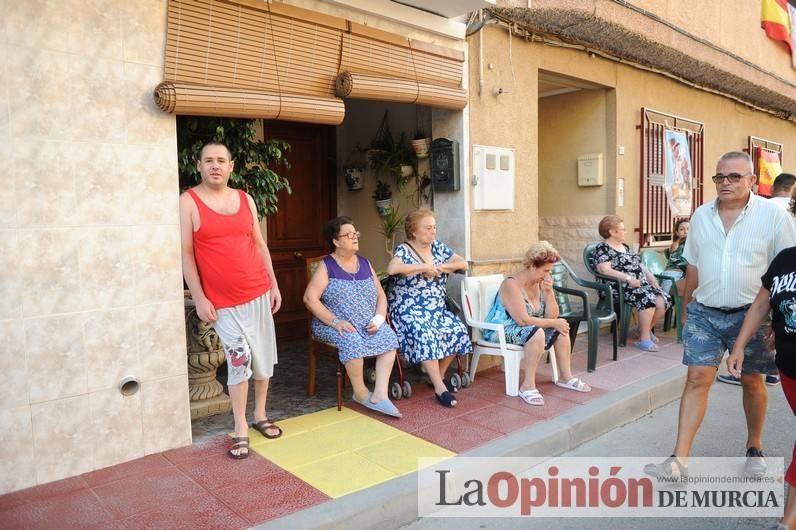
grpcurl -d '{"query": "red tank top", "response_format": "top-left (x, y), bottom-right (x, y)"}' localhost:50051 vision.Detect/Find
top-left (187, 188), bottom-right (272, 309)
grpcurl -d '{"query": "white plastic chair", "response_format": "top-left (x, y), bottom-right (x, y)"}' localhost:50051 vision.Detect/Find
top-left (461, 274), bottom-right (559, 396)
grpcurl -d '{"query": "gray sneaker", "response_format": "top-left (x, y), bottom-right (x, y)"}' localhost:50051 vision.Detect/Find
top-left (643, 455), bottom-right (688, 481)
top-left (744, 447), bottom-right (767, 478)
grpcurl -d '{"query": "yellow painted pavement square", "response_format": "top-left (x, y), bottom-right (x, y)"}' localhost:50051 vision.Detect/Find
top-left (290, 451), bottom-right (398, 498)
top-left (247, 406), bottom-right (455, 498)
top-left (310, 414), bottom-right (404, 450)
top-left (355, 433), bottom-right (455, 476)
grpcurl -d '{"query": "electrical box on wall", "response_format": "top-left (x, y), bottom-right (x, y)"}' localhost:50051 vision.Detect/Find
top-left (472, 145), bottom-right (515, 210)
top-left (430, 138), bottom-right (460, 191)
top-left (577, 153), bottom-right (604, 186)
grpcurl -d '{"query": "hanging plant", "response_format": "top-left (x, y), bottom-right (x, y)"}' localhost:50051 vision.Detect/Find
top-left (358, 111), bottom-right (413, 191)
top-left (177, 117), bottom-right (291, 219)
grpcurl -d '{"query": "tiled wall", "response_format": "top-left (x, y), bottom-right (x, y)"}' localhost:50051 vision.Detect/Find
top-left (0, 0), bottom-right (191, 494)
top-left (539, 215), bottom-right (605, 279)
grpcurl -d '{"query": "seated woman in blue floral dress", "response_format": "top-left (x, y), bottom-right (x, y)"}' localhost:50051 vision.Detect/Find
top-left (303, 216), bottom-right (401, 418)
top-left (387, 209), bottom-right (472, 408)
top-left (593, 215), bottom-right (672, 352)
top-left (483, 241), bottom-right (591, 407)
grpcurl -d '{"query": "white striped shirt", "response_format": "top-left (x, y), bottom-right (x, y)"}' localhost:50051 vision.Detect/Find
top-left (683, 193), bottom-right (796, 308)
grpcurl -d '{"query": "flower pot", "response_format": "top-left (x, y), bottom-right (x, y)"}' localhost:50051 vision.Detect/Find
top-left (374, 198), bottom-right (393, 216)
top-left (344, 167), bottom-right (364, 190)
top-left (411, 138), bottom-right (431, 159)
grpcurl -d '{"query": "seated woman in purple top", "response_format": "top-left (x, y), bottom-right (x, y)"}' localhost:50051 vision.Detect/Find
top-left (303, 216), bottom-right (401, 418)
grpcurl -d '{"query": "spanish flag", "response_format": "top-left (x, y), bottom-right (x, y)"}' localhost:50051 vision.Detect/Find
top-left (757, 146), bottom-right (782, 198)
top-left (762, 0), bottom-right (794, 53)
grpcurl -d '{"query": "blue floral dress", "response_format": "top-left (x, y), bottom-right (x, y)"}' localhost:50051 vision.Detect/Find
top-left (387, 241), bottom-right (472, 365)
top-left (311, 255), bottom-right (398, 363)
top-left (482, 280), bottom-right (556, 345)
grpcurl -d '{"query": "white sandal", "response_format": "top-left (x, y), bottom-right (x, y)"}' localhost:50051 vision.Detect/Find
top-left (555, 377), bottom-right (591, 393)
top-left (519, 388), bottom-right (545, 406)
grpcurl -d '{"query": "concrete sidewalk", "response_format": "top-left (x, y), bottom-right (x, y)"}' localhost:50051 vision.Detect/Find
top-left (0, 330), bottom-right (688, 529)
top-left (256, 365), bottom-right (686, 530)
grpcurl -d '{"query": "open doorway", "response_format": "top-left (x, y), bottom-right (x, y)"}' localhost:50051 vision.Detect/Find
top-left (537, 71), bottom-right (615, 277)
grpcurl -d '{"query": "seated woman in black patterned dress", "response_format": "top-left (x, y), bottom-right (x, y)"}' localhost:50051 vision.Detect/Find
top-left (593, 215), bottom-right (672, 352)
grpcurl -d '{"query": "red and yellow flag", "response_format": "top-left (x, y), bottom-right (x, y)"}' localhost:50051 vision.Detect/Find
top-left (762, 0), bottom-right (794, 53)
top-left (757, 146), bottom-right (782, 197)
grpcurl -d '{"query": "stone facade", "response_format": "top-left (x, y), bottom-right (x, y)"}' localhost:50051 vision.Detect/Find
top-left (539, 215), bottom-right (604, 279)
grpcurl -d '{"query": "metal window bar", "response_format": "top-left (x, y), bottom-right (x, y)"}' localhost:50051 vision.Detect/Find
top-left (639, 108), bottom-right (704, 248)
top-left (748, 136), bottom-right (783, 195)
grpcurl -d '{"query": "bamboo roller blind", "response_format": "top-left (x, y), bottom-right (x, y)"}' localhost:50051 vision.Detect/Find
top-left (159, 0), bottom-right (467, 122)
top-left (335, 72), bottom-right (467, 110)
top-left (154, 81), bottom-right (346, 125)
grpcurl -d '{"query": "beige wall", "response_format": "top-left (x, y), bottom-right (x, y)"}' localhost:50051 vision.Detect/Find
top-left (467, 26), bottom-right (539, 262)
top-left (630, 0), bottom-right (796, 82)
top-left (468, 25), bottom-right (619, 263)
top-left (539, 89), bottom-right (612, 217)
top-left (0, 0), bottom-right (190, 494)
top-left (469, 22), bottom-right (796, 270)
top-left (614, 64), bottom-right (796, 230)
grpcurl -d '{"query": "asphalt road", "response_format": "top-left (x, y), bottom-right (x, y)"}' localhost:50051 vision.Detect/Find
top-left (402, 375), bottom-right (793, 530)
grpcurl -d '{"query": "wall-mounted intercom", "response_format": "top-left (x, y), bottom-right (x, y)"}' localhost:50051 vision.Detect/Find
top-left (430, 138), bottom-right (460, 192)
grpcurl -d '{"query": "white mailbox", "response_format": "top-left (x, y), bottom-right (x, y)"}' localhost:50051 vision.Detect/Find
top-left (577, 153), bottom-right (604, 186)
top-left (473, 145), bottom-right (515, 210)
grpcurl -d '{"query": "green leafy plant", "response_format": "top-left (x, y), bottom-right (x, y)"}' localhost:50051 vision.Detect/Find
top-left (378, 206), bottom-right (404, 257)
top-left (371, 179), bottom-right (393, 201)
top-left (359, 112), bottom-right (412, 190)
top-left (177, 117), bottom-right (291, 219)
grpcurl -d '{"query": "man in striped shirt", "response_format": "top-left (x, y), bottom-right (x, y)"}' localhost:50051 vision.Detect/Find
top-left (645, 151), bottom-right (796, 480)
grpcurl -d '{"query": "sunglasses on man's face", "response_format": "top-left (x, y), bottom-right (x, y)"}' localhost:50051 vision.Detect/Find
top-left (711, 173), bottom-right (748, 184)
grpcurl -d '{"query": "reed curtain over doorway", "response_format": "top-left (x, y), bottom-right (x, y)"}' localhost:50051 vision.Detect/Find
top-left (155, 0), bottom-right (468, 124)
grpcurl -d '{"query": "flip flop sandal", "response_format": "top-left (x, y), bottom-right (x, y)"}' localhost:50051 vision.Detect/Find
top-left (444, 380), bottom-right (459, 394)
top-left (228, 437), bottom-right (250, 459)
top-left (634, 339), bottom-right (659, 352)
top-left (436, 390), bottom-right (458, 407)
top-left (518, 388), bottom-right (545, 406)
top-left (364, 397), bottom-right (402, 418)
top-left (251, 419), bottom-right (283, 439)
top-left (555, 377), bottom-right (592, 393)
top-left (352, 391), bottom-right (373, 406)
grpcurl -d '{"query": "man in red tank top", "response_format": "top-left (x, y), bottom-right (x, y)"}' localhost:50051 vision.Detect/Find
top-left (179, 142), bottom-right (283, 459)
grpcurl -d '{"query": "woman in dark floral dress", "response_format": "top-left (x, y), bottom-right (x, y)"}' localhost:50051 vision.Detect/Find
top-left (593, 215), bottom-right (672, 352)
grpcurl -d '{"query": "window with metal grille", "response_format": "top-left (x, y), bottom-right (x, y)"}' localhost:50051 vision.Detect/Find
top-left (638, 108), bottom-right (704, 248)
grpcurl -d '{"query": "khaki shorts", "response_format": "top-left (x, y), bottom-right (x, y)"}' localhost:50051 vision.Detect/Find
top-left (214, 292), bottom-right (278, 385)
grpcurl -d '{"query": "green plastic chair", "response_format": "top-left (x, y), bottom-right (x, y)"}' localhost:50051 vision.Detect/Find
top-left (583, 243), bottom-right (632, 347)
top-left (551, 260), bottom-right (618, 372)
top-left (640, 249), bottom-right (683, 343)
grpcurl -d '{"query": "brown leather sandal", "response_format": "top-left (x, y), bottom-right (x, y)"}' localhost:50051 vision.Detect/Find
top-left (227, 437), bottom-right (249, 459)
top-left (251, 419), bottom-right (283, 439)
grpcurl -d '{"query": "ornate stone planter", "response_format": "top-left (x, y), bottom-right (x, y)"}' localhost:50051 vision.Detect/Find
top-left (185, 297), bottom-right (231, 419)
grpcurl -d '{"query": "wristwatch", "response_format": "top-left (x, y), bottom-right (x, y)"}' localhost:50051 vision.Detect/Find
top-left (331, 317), bottom-right (340, 328)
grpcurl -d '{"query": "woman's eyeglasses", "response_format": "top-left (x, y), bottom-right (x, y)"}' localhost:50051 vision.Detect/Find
top-left (711, 173), bottom-right (748, 184)
top-left (335, 231), bottom-right (361, 240)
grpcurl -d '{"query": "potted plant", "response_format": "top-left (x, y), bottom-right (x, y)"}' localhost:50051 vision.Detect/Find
top-left (372, 179), bottom-right (393, 215)
top-left (177, 117), bottom-right (290, 219)
top-left (360, 112), bottom-right (413, 190)
top-left (411, 130), bottom-right (431, 159)
top-left (378, 206), bottom-right (404, 256)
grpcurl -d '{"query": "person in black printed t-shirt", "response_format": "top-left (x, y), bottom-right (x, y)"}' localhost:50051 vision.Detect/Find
top-left (728, 238), bottom-right (796, 530)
